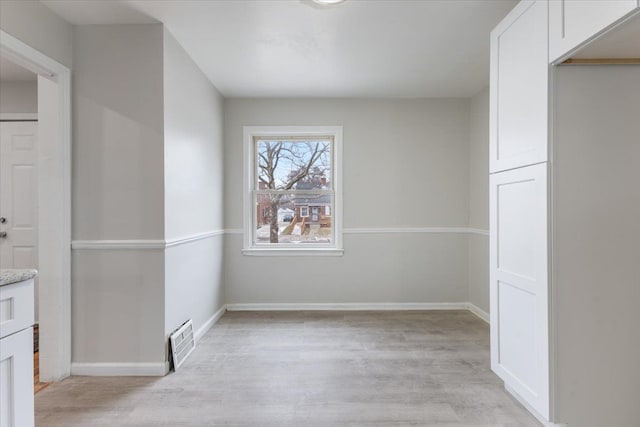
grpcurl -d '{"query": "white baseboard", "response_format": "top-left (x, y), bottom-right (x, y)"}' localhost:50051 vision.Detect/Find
top-left (227, 302), bottom-right (490, 324)
top-left (71, 362), bottom-right (169, 377)
top-left (226, 302), bottom-right (470, 311)
top-left (505, 385), bottom-right (567, 427)
top-left (465, 302), bottom-right (490, 324)
top-left (71, 306), bottom-right (227, 378)
top-left (195, 304), bottom-right (227, 343)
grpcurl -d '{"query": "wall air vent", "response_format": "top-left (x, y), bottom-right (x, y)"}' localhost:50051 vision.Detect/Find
top-left (169, 319), bottom-right (195, 371)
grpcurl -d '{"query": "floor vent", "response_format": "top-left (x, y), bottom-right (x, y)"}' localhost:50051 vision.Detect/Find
top-left (169, 319), bottom-right (195, 371)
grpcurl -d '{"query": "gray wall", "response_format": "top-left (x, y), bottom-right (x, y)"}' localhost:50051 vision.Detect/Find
top-left (0, 81), bottom-right (37, 113)
top-left (73, 24), bottom-right (165, 241)
top-left (554, 65), bottom-right (640, 427)
top-left (162, 29), bottom-right (225, 340)
top-left (0, 0), bottom-right (73, 68)
top-left (467, 87), bottom-right (490, 314)
top-left (224, 98), bottom-right (471, 304)
top-left (71, 24), bottom-right (166, 365)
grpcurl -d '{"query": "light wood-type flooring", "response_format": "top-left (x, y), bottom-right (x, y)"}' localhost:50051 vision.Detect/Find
top-left (34, 325), bottom-right (50, 394)
top-left (35, 310), bottom-right (541, 426)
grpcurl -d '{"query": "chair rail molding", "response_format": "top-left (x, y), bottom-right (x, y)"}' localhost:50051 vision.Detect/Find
top-left (71, 230), bottom-right (225, 250)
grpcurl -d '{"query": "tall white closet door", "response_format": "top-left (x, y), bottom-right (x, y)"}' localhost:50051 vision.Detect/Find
top-left (490, 162), bottom-right (549, 418)
top-left (490, 0), bottom-right (548, 173)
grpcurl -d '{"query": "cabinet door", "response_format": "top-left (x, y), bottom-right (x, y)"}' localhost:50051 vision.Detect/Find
top-left (490, 163), bottom-right (549, 419)
top-left (0, 327), bottom-right (34, 427)
top-left (490, 0), bottom-right (549, 174)
top-left (549, 0), bottom-right (638, 62)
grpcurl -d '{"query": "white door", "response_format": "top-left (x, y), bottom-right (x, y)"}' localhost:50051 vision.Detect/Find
top-left (0, 327), bottom-right (35, 427)
top-left (490, 163), bottom-right (549, 419)
top-left (490, 0), bottom-right (549, 173)
top-left (0, 121), bottom-right (38, 273)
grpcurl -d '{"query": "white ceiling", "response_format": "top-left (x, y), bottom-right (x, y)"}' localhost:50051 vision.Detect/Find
top-left (41, 0), bottom-right (517, 98)
top-left (0, 56), bottom-right (37, 82)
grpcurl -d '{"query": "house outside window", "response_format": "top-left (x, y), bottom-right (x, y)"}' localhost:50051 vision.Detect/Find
top-left (243, 126), bottom-right (343, 256)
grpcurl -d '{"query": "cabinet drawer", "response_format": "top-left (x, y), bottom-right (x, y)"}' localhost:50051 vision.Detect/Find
top-left (0, 279), bottom-right (34, 339)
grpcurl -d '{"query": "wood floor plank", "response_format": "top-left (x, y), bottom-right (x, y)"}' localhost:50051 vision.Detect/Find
top-left (35, 311), bottom-right (541, 426)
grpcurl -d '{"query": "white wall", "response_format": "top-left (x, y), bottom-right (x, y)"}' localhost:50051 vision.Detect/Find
top-left (467, 87), bottom-right (490, 314)
top-left (553, 65), bottom-right (640, 427)
top-left (224, 98), bottom-right (471, 304)
top-left (0, 81), bottom-right (37, 113)
top-left (0, 0), bottom-right (73, 68)
top-left (162, 29), bottom-right (225, 341)
top-left (71, 24), bottom-right (166, 366)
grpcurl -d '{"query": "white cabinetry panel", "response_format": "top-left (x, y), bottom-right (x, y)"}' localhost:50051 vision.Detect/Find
top-left (0, 327), bottom-right (34, 427)
top-left (490, 163), bottom-right (549, 419)
top-left (549, 0), bottom-right (638, 62)
top-left (490, 0), bottom-right (548, 173)
top-left (0, 279), bottom-right (34, 339)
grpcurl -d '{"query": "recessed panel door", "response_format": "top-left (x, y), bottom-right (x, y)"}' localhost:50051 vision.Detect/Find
top-left (490, 162), bottom-right (549, 419)
top-left (490, 0), bottom-right (549, 173)
top-left (0, 121), bottom-right (38, 271)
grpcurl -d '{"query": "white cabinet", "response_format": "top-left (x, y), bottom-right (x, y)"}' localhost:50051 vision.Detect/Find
top-left (549, 0), bottom-right (638, 62)
top-left (0, 327), bottom-right (34, 427)
top-left (489, 0), bottom-right (549, 173)
top-left (491, 1), bottom-right (640, 426)
top-left (0, 278), bottom-right (35, 427)
top-left (489, 163), bottom-right (550, 419)
top-left (489, 0), bottom-right (552, 421)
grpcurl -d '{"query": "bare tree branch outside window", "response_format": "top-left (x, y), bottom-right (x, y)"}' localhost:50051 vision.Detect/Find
top-left (255, 138), bottom-right (332, 244)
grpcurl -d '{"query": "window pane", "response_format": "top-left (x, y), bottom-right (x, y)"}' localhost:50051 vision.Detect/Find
top-left (255, 192), bottom-right (332, 245)
top-left (256, 139), bottom-right (332, 190)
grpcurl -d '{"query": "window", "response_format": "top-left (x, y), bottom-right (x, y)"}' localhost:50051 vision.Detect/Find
top-left (243, 126), bottom-right (343, 256)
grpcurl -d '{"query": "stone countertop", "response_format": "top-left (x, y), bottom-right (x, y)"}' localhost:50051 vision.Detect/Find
top-left (0, 269), bottom-right (38, 287)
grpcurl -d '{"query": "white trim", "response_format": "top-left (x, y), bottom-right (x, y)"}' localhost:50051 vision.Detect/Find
top-left (467, 228), bottom-right (490, 236)
top-left (70, 227), bottom-right (491, 250)
top-left (165, 230), bottom-right (224, 248)
top-left (227, 227), bottom-right (488, 236)
top-left (505, 385), bottom-right (568, 427)
top-left (243, 125), bottom-right (343, 253)
top-left (241, 248), bottom-right (344, 257)
top-left (226, 302), bottom-right (470, 311)
top-left (194, 305), bottom-right (227, 343)
top-left (0, 113), bottom-right (37, 121)
top-left (344, 227), bottom-right (489, 235)
top-left (1, 30), bottom-right (72, 382)
top-left (71, 230), bottom-right (225, 250)
top-left (228, 227), bottom-right (489, 235)
top-left (72, 239), bottom-right (166, 250)
top-left (71, 362), bottom-right (169, 377)
top-left (465, 302), bottom-right (490, 324)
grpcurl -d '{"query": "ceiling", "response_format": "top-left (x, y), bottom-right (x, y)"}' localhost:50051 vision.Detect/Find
top-left (41, 0), bottom-right (517, 98)
top-left (0, 56), bottom-right (37, 82)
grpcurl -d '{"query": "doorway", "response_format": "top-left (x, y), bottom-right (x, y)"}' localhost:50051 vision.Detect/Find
top-left (0, 30), bottom-right (72, 382)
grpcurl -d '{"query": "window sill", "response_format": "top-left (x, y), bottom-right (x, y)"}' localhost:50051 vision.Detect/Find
top-left (242, 248), bottom-right (344, 257)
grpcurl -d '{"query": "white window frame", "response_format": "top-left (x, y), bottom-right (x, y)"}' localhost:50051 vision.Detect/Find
top-left (300, 206), bottom-right (309, 217)
top-left (243, 126), bottom-right (343, 256)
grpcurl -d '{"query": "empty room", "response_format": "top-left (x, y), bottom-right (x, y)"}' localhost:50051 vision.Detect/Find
top-left (0, 1), bottom-right (638, 426)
